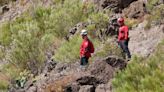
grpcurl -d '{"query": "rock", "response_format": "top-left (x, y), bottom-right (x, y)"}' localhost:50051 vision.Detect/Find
top-left (10, 57), bottom-right (126, 92)
top-left (91, 0), bottom-right (137, 13)
top-left (26, 86), bottom-right (37, 92)
top-left (79, 85), bottom-right (95, 92)
top-left (122, 0), bottom-right (147, 18)
top-left (105, 56), bottom-right (127, 70)
top-left (66, 22), bottom-right (87, 41)
top-left (88, 60), bottom-right (114, 83)
top-left (106, 15), bottom-right (120, 36)
top-left (55, 63), bottom-right (70, 73)
top-left (129, 25), bottom-right (164, 57)
top-left (159, 0), bottom-right (164, 4)
top-left (64, 83), bottom-right (80, 92)
top-left (95, 84), bottom-right (111, 92)
top-left (76, 76), bottom-right (100, 86)
top-left (1, 5), bottom-right (10, 14)
top-left (43, 60), bottom-right (57, 73)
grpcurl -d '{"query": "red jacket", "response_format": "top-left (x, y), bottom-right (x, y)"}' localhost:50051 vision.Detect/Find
top-left (118, 25), bottom-right (129, 41)
top-left (80, 39), bottom-right (94, 58)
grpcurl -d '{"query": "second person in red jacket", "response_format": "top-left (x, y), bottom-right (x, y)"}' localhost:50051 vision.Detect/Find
top-left (117, 18), bottom-right (131, 60)
top-left (80, 29), bottom-right (94, 67)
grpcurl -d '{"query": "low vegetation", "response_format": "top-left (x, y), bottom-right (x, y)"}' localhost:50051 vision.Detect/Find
top-left (0, 0), bottom-right (112, 90)
top-left (144, 2), bottom-right (164, 30)
top-left (113, 40), bottom-right (164, 92)
top-left (93, 42), bottom-right (124, 60)
top-left (125, 18), bottom-right (139, 29)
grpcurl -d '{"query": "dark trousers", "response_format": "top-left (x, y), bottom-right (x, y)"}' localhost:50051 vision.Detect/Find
top-left (80, 57), bottom-right (89, 66)
top-left (119, 40), bottom-right (131, 59)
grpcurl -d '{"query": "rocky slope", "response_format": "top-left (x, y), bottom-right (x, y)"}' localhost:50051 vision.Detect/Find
top-left (0, 0), bottom-right (164, 92)
top-left (9, 56), bottom-right (126, 92)
top-left (129, 24), bottom-right (164, 57)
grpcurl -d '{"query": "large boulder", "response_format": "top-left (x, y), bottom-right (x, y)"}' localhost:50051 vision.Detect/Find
top-left (91, 0), bottom-right (137, 13)
top-left (79, 85), bottom-right (95, 92)
top-left (88, 60), bottom-right (114, 84)
top-left (122, 0), bottom-right (147, 18)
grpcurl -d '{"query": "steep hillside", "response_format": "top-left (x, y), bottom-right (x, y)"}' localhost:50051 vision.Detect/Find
top-left (0, 0), bottom-right (163, 92)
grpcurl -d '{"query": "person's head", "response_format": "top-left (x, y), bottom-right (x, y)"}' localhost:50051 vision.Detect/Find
top-left (81, 29), bottom-right (88, 39)
top-left (117, 17), bottom-right (124, 26)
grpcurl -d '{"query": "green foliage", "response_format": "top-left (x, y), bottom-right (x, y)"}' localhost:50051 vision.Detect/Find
top-left (113, 40), bottom-right (164, 92)
top-left (0, 23), bottom-right (12, 46)
top-left (145, 4), bottom-right (164, 30)
top-left (88, 12), bottom-right (109, 29)
top-left (53, 36), bottom-right (82, 62)
top-left (53, 35), bottom-right (101, 62)
top-left (0, 80), bottom-right (8, 91)
top-left (86, 24), bottom-right (97, 39)
top-left (0, 47), bottom-right (5, 60)
top-left (94, 42), bottom-right (124, 60)
top-left (146, 0), bottom-right (160, 11)
top-left (2, 64), bottom-right (20, 79)
top-left (0, 0), bottom-right (86, 70)
top-left (46, 0), bottom-right (84, 38)
top-left (15, 70), bottom-right (31, 88)
top-left (53, 0), bottom-right (64, 4)
top-left (125, 18), bottom-right (139, 29)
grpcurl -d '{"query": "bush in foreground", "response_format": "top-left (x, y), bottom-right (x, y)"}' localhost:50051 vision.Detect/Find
top-left (113, 40), bottom-right (164, 92)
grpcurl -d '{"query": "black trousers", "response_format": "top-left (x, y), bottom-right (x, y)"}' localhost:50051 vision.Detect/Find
top-left (119, 40), bottom-right (131, 59)
top-left (80, 57), bottom-right (89, 66)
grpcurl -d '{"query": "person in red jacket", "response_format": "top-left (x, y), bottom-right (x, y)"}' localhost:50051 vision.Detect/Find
top-left (117, 18), bottom-right (131, 60)
top-left (80, 29), bottom-right (94, 67)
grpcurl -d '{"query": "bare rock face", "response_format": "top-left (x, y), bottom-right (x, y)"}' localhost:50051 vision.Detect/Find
top-left (79, 85), bottom-right (95, 92)
top-left (122, 0), bottom-right (147, 18)
top-left (129, 24), bottom-right (164, 57)
top-left (88, 60), bottom-right (114, 84)
top-left (91, 0), bottom-right (137, 13)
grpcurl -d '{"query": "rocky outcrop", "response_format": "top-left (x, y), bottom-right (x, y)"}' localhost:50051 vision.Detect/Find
top-left (91, 0), bottom-right (137, 13)
top-left (122, 0), bottom-right (147, 18)
top-left (9, 56), bottom-right (126, 92)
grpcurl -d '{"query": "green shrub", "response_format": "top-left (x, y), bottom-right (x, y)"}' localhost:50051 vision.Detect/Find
top-left (0, 80), bottom-right (8, 91)
top-left (87, 12), bottom-right (109, 41)
top-left (113, 40), bottom-right (164, 92)
top-left (125, 18), bottom-right (139, 29)
top-left (145, 4), bottom-right (164, 30)
top-left (53, 36), bottom-right (82, 62)
top-left (1, 63), bottom-right (20, 79)
top-left (53, 34), bottom-right (101, 63)
top-left (93, 42), bottom-right (124, 60)
top-left (0, 23), bottom-right (12, 46)
top-left (88, 12), bottom-right (109, 29)
top-left (46, 0), bottom-right (84, 38)
top-left (146, 0), bottom-right (160, 11)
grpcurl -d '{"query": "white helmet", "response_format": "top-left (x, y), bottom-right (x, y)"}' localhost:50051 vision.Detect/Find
top-left (81, 29), bottom-right (87, 35)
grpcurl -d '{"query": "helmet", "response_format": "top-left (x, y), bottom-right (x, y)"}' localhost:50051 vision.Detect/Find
top-left (117, 17), bottom-right (124, 23)
top-left (81, 29), bottom-right (87, 35)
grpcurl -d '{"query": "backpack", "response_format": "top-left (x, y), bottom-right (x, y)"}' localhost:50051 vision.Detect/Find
top-left (89, 41), bottom-right (94, 53)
